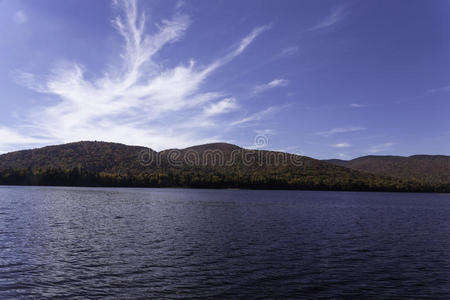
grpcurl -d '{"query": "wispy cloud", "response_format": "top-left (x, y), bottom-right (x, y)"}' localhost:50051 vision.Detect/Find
top-left (428, 85), bottom-right (450, 94)
top-left (350, 103), bottom-right (368, 108)
top-left (13, 10), bottom-right (27, 24)
top-left (317, 126), bottom-right (366, 137)
top-left (203, 97), bottom-right (238, 117)
top-left (336, 153), bottom-right (351, 159)
top-left (231, 106), bottom-right (284, 126)
top-left (332, 142), bottom-right (351, 148)
top-left (7, 0), bottom-right (276, 151)
top-left (255, 129), bottom-right (276, 135)
top-left (253, 78), bottom-right (289, 95)
top-left (204, 24), bottom-right (271, 74)
top-left (368, 142), bottom-right (394, 154)
top-left (309, 5), bottom-right (348, 31)
top-left (280, 46), bottom-right (299, 57)
top-left (0, 127), bottom-right (50, 153)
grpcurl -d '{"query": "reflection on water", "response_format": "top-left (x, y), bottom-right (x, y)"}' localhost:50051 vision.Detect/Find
top-left (0, 186), bottom-right (449, 298)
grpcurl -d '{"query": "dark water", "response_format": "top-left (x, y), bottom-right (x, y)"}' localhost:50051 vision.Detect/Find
top-left (0, 187), bottom-right (449, 299)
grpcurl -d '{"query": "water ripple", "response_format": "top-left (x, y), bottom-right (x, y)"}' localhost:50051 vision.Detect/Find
top-left (0, 187), bottom-right (449, 299)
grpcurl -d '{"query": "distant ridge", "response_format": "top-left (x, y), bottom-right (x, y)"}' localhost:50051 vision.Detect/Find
top-left (325, 155), bottom-right (450, 185)
top-left (0, 141), bottom-right (448, 192)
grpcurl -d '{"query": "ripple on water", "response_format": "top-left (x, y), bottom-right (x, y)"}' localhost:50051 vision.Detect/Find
top-left (0, 187), bottom-right (449, 299)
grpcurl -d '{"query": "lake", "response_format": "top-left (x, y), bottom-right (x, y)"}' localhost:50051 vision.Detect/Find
top-left (0, 186), bottom-right (449, 299)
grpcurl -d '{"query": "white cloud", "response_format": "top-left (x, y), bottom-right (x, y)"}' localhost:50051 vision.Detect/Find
top-left (8, 0), bottom-right (275, 151)
top-left (253, 78), bottom-right (289, 95)
top-left (280, 46), bottom-right (299, 56)
top-left (350, 103), bottom-right (368, 108)
top-left (0, 127), bottom-right (45, 144)
top-left (332, 142), bottom-right (351, 148)
top-left (428, 85), bottom-right (450, 94)
top-left (203, 24), bottom-right (271, 75)
top-left (310, 5), bottom-right (347, 31)
top-left (368, 142), bottom-right (394, 154)
top-left (0, 127), bottom-right (50, 153)
top-left (13, 10), bottom-right (27, 24)
top-left (255, 129), bottom-right (276, 135)
top-left (317, 126), bottom-right (366, 137)
top-left (203, 98), bottom-right (238, 116)
top-left (231, 106), bottom-right (282, 126)
top-left (268, 79), bottom-right (289, 88)
top-left (235, 25), bottom-right (271, 55)
top-left (336, 153), bottom-right (351, 159)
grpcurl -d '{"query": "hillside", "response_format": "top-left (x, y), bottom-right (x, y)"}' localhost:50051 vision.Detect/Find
top-left (0, 141), bottom-right (149, 173)
top-left (0, 141), bottom-right (448, 192)
top-left (325, 155), bottom-right (450, 184)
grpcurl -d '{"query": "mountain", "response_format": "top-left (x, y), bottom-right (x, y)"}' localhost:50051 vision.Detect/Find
top-left (325, 155), bottom-right (450, 185)
top-left (0, 141), bottom-right (448, 192)
top-left (0, 141), bottom-right (149, 173)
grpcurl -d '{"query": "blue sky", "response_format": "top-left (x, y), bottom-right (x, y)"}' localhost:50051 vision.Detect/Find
top-left (1, 0), bottom-right (449, 159)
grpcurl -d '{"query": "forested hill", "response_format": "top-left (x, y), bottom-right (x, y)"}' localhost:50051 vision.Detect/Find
top-left (0, 141), bottom-right (149, 173)
top-left (325, 155), bottom-right (450, 185)
top-left (0, 141), bottom-right (448, 192)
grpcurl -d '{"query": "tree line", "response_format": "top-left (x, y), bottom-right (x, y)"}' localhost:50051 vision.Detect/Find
top-left (1, 167), bottom-right (448, 193)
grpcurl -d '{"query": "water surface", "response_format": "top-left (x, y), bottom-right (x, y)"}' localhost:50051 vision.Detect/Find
top-left (0, 186), bottom-right (449, 298)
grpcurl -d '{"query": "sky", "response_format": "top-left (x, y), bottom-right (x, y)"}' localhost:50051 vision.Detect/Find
top-left (1, 0), bottom-right (449, 159)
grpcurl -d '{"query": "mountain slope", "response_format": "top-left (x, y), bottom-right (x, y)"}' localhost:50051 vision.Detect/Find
top-left (0, 141), bottom-right (150, 173)
top-left (325, 155), bottom-right (450, 184)
top-left (0, 141), bottom-right (447, 192)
